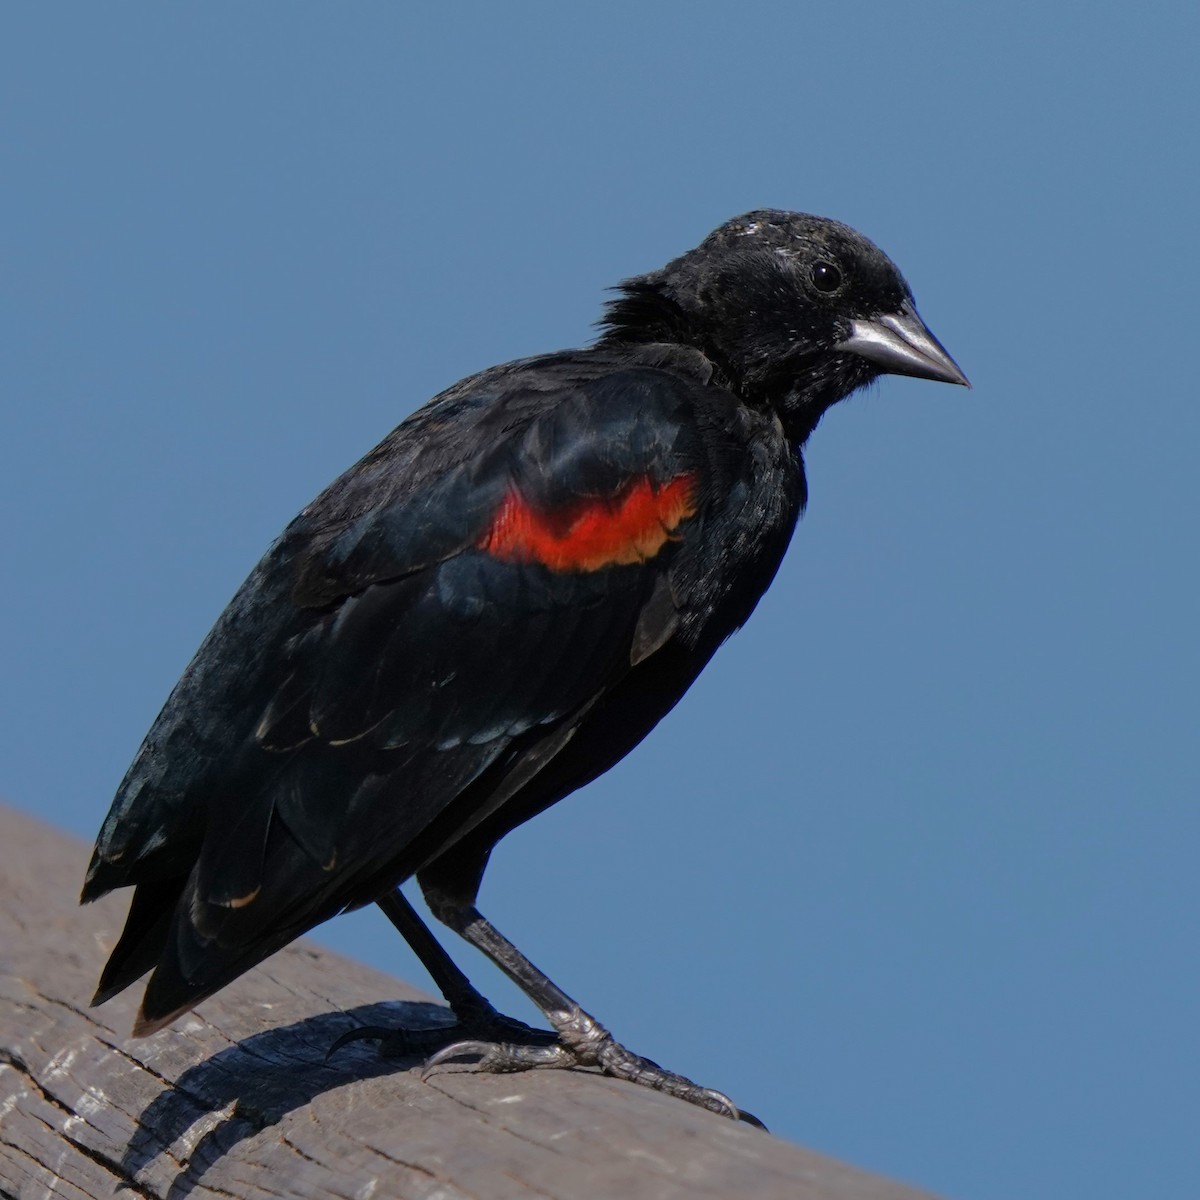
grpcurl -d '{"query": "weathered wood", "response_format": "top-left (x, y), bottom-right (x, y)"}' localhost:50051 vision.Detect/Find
top-left (0, 804), bottom-right (940, 1200)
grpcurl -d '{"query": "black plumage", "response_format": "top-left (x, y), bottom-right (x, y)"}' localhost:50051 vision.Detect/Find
top-left (84, 210), bottom-right (968, 1122)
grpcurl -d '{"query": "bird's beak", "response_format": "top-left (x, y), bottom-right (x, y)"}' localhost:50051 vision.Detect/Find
top-left (836, 300), bottom-right (970, 387)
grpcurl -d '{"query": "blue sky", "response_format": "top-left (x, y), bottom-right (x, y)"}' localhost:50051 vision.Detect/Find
top-left (3, 5), bottom-right (1197, 1198)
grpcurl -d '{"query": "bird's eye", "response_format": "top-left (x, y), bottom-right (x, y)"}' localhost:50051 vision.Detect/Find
top-left (811, 261), bottom-right (843, 293)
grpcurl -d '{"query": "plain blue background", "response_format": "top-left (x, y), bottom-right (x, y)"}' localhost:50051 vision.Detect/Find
top-left (3, 5), bottom-right (1196, 1198)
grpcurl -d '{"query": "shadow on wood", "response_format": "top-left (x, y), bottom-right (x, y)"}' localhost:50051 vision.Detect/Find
top-left (119, 1002), bottom-right (451, 1199)
top-left (0, 803), bottom-right (942, 1200)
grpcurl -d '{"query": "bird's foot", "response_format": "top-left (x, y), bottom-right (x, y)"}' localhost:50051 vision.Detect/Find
top-left (329, 996), bottom-right (556, 1062)
top-left (423, 1003), bottom-right (766, 1129)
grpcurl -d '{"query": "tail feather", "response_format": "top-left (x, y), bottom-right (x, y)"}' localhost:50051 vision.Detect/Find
top-left (91, 876), bottom-right (187, 1006)
top-left (132, 884), bottom-right (314, 1036)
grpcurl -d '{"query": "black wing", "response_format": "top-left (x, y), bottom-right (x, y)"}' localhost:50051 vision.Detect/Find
top-left (85, 345), bottom-right (743, 1028)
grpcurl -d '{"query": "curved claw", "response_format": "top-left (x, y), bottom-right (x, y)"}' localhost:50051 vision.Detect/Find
top-left (421, 1038), bottom-right (499, 1077)
top-left (325, 1024), bottom-right (392, 1061)
top-left (735, 1107), bottom-right (769, 1131)
top-left (687, 1086), bottom-right (768, 1129)
top-left (690, 1085), bottom-right (744, 1122)
top-left (422, 1038), bottom-right (573, 1078)
top-left (330, 1010), bottom-right (766, 1129)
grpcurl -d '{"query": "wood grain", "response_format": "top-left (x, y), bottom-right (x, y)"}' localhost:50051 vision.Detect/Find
top-left (0, 804), bottom-right (940, 1200)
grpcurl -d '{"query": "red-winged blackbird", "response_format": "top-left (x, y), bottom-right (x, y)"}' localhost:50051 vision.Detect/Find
top-left (84, 210), bottom-right (967, 1123)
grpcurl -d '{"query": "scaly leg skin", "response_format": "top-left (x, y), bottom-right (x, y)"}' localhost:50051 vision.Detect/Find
top-left (424, 1001), bottom-right (766, 1129)
top-left (422, 891), bottom-right (767, 1130)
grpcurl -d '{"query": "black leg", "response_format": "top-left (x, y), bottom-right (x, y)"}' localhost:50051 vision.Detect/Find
top-left (421, 889), bottom-right (764, 1128)
top-left (331, 888), bottom-right (555, 1060)
top-left (375, 888), bottom-right (493, 1019)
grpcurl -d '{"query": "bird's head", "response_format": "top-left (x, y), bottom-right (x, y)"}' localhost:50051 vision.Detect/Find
top-left (600, 209), bottom-right (968, 444)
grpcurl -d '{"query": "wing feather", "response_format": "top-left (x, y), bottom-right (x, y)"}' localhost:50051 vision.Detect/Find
top-left (87, 346), bottom-right (727, 1023)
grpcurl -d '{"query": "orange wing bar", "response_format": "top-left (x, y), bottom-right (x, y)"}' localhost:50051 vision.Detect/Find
top-left (479, 473), bottom-right (698, 572)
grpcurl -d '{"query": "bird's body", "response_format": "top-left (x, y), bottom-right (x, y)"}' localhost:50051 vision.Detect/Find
top-left (85, 210), bottom-right (967, 1121)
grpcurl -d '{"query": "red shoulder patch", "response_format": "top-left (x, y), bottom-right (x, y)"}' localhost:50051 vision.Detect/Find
top-left (478, 473), bottom-right (698, 572)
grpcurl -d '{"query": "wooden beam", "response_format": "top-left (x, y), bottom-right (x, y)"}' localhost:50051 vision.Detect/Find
top-left (0, 804), bottom-right (940, 1200)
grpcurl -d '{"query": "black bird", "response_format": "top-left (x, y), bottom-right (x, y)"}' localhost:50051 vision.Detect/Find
top-left (84, 210), bottom-right (968, 1123)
